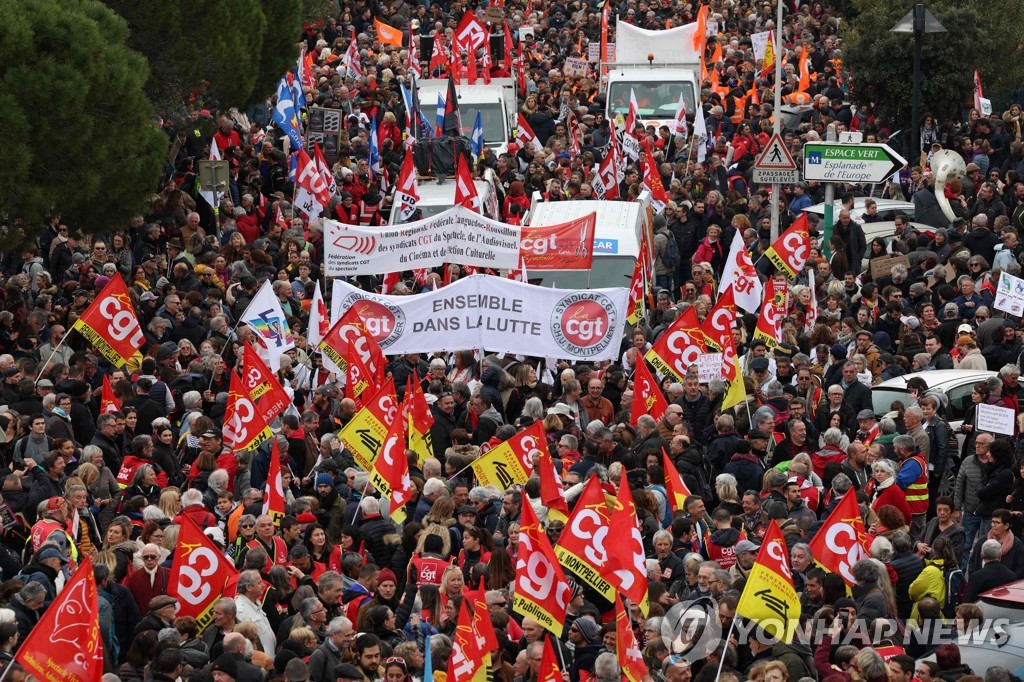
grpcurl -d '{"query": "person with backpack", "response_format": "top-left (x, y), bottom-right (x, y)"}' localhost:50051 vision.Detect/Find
top-left (908, 536), bottom-right (960, 622)
top-left (652, 214), bottom-right (678, 295)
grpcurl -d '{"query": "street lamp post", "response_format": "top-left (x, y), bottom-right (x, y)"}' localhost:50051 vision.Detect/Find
top-left (890, 4), bottom-right (946, 164)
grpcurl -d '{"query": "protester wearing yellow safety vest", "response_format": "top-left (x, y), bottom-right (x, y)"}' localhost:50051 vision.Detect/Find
top-left (894, 435), bottom-right (929, 540)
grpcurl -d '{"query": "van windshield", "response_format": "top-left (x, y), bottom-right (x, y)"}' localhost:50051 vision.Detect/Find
top-left (444, 102), bottom-right (506, 145)
top-left (608, 81), bottom-right (696, 120)
top-left (526, 257), bottom-right (637, 290)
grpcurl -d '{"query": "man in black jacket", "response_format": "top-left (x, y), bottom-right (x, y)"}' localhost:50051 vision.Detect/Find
top-left (966, 538), bottom-right (1019, 600)
top-left (839, 362), bottom-right (872, 415)
top-left (675, 376), bottom-right (711, 445)
top-left (429, 392), bottom-right (458, 461)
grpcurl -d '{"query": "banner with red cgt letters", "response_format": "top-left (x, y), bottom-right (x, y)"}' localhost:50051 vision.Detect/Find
top-left (331, 275), bottom-right (628, 361)
top-left (518, 213), bottom-right (596, 270)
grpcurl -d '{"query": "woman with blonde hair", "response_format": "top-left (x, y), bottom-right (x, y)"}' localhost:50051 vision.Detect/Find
top-left (159, 488), bottom-right (182, 519)
top-left (439, 564), bottom-right (466, 603)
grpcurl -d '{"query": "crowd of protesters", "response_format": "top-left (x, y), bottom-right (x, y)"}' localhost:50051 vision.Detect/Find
top-left (2, 0), bottom-right (1024, 681)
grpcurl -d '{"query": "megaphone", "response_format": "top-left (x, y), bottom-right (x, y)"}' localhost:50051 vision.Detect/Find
top-left (931, 149), bottom-right (967, 223)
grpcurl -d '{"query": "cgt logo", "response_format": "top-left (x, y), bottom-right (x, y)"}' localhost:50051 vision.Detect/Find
top-left (332, 233), bottom-right (377, 255)
top-left (340, 293), bottom-right (406, 349)
top-left (550, 292), bottom-right (616, 356)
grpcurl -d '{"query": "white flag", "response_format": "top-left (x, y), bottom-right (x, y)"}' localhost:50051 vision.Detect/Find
top-left (394, 150), bottom-right (420, 223)
top-left (693, 107), bottom-right (708, 162)
top-left (804, 269), bottom-right (818, 334)
top-left (673, 92), bottom-right (689, 139)
top-left (719, 229), bottom-right (763, 315)
top-left (239, 280), bottom-right (295, 372)
top-left (200, 139), bottom-right (222, 210)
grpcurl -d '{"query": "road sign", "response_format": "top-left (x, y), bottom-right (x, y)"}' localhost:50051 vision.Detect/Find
top-left (752, 133), bottom-right (799, 184)
top-left (802, 142), bottom-right (907, 183)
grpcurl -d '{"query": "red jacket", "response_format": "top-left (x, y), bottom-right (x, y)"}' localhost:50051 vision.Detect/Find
top-left (173, 504), bottom-right (218, 529)
top-left (123, 565), bottom-right (170, 615)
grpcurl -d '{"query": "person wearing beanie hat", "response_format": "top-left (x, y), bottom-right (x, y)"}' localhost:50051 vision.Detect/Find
top-left (567, 616), bottom-right (604, 682)
top-left (314, 473), bottom-right (345, 545)
top-left (375, 568), bottom-right (399, 607)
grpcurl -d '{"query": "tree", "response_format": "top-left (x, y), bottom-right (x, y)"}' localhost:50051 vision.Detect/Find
top-left (843, 0), bottom-right (1024, 123)
top-left (103, 0), bottom-right (303, 112)
top-left (0, 0), bottom-right (166, 242)
top-left (251, 0), bottom-right (304, 110)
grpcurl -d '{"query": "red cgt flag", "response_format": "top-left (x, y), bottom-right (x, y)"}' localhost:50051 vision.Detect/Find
top-left (168, 515), bottom-right (239, 631)
top-left (71, 273), bottom-right (144, 368)
top-left (764, 213), bottom-right (811, 280)
top-left (661, 448), bottom-right (692, 514)
top-left (100, 375), bottom-right (121, 415)
top-left (455, 152), bottom-right (480, 211)
top-left (601, 476), bottom-right (649, 616)
top-left (16, 555), bottom-right (104, 682)
top-left (537, 636), bottom-right (562, 682)
top-left (630, 358), bottom-right (668, 424)
top-left (241, 343), bottom-right (291, 423)
top-left (553, 476), bottom-right (616, 602)
top-left (615, 597), bottom-right (648, 682)
top-left (536, 448), bottom-right (569, 523)
top-left (513, 491), bottom-right (572, 637)
top-left (262, 437), bottom-right (286, 526)
top-left (644, 304), bottom-right (709, 383)
top-left (448, 599), bottom-right (488, 682)
top-left (808, 491), bottom-right (872, 587)
top-left (223, 370), bottom-right (272, 452)
top-left (318, 304), bottom-right (387, 385)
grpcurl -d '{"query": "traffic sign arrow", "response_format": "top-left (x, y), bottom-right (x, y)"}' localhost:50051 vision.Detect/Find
top-left (802, 143), bottom-right (907, 183)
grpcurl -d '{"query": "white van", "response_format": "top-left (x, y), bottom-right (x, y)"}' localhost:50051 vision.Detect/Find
top-left (388, 168), bottom-right (500, 225)
top-left (524, 192), bottom-right (652, 289)
top-left (415, 79), bottom-right (516, 149)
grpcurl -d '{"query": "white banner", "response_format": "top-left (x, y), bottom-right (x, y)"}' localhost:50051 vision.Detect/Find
top-left (323, 206), bottom-right (522, 276)
top-left (977, 403), bottom-right (1015, 436)
top-left (697, 353), bottom-right (724, 384)
top-left (330, 275), bottom-right (629, 361)
top-left (614, 19), bottom-right (699, 64)
top-left (994, 271), bottom-right (1024, 317)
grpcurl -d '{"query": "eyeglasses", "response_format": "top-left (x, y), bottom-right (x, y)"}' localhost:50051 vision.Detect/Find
top-left (143, 554), bottom-right (159, 560)
top-left (240, 523), bottom-right (255, 528)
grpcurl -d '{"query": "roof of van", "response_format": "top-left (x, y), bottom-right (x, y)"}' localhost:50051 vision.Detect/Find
top-left (528, 200), bottom-right (645, 257)
top-left (416, 79), bottom-right (515, 103)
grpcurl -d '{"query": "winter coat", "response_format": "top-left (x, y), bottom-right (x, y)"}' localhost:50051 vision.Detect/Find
top-left (954, 455), bottom-right (984, 515)
top-left (358, 514), bottom-right (399, 568)
top-left (853, 580), bottom-right (889, 623)
top-left (723, 451), bottom-right (765, 496)
top-left (889, 549), bottom-right (925, 620)
top-left (706, 432), bottom-right (743, 471)
top-left (976, 460), bottom-right (1014, 518)
top-left (908, 558), bottom-right (948, 622)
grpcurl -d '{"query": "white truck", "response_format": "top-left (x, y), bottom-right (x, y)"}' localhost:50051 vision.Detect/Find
top-left (524, 191), bottom-right (652, 290)
top-left (604, 20), bottom-right (701, 130)
top-left (388, 168), bottom-right (501, 225)
top-left (415, 78), bottom-right (516, 150)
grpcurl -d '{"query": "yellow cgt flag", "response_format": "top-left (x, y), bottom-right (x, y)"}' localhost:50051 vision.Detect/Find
top-left (735, 519), bottom-right (800, 643)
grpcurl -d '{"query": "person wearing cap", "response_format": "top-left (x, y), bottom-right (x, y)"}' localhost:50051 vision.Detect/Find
top-left (821, 344), bottom-right (848, 388)
top-left (135, 594), bottom-right (179, 636)
top-left (333, 662), bottom-right (364, 682)
top-left (567, 616), bottom-right (603, 682)
top-left (729, 539), bottom-right (760, 583)
top-left (954, 329), bottom-right (987, 370)
top-left (28, 495), bottom-right (72, 558)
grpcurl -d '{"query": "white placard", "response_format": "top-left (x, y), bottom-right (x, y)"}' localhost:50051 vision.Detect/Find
top-left (697, 353), bottom-right (724, 384)
top-left (751, 31), bottom-right (771, 62)
top-left (977, 403), bottom-right (1015, 436)
top-left (588, 42), bottom-right (600, 63)
top-left (994, 271), bottom-right (1024, 317)
top-left (323, 206), bottom-right (522, 276)
top-left (330, 275), bottom-right (629, 361)
top-left (564, 57), bottom-right (588, 77)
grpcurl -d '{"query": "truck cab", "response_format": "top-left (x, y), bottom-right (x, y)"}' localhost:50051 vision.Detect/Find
top-left (415, 78), bottom-right (516, 150)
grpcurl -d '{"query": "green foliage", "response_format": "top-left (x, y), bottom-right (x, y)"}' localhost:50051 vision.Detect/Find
top-left (0, 0), bottom-right (165, 242)
top-left (248, 0), bottom-right (304, 110)
top-left (302, 0), bottom-right (336, 25)
top-left (843, 0), bottom-right (1024, 120)
top-left (104, 0), bottom-right (270, 111)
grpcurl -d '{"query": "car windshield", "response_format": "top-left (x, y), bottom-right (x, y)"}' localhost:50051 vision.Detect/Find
top-left (872, 387), bottom-right (909, 417)
top-left (608, 81), bottom-right (696, 120)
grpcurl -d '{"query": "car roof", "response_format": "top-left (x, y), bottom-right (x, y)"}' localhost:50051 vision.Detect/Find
top-left (803, 198), bottom-right (914, 215)
top-left (874, 369), bottom-right (997, 391)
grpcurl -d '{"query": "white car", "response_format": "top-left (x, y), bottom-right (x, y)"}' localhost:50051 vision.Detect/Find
top-left (871, 369), bottom-right (996, 436)
top-left (803, 198), bottom-right (935, 269)
top-left (872, 369), bottom-right (996, 498)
